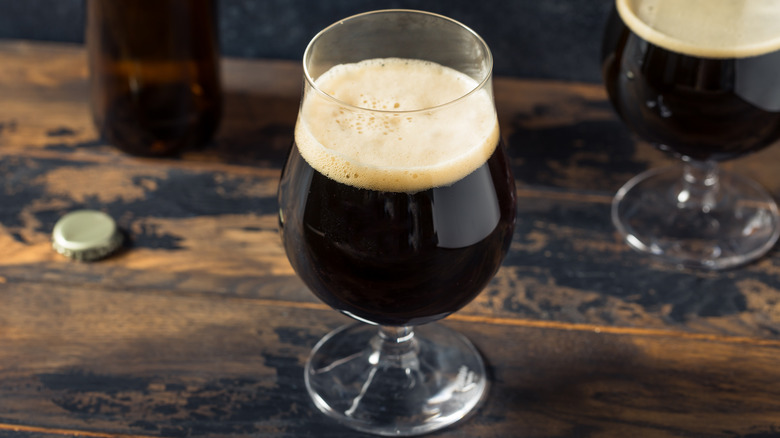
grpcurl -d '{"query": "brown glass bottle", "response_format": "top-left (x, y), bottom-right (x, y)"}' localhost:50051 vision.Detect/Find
top-left (86, 0), bottom-right (222, 156)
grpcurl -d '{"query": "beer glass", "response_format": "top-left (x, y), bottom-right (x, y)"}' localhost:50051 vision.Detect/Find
top-left (602, 0), bottom-right (780, 269)
top-left (278, 10), bottom-right (516, 435)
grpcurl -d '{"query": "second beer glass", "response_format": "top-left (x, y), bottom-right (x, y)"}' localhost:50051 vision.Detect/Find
top-left (602, 0), bottom-right (780, 269)
top-left (278, 10), bottom-right (516, 436)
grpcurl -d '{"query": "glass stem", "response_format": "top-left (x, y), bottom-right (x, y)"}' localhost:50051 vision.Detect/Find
top-left (379, 325), bottom-right (415, 343)
top-left (373, 326), bottom-right (420, 368)
top-left (339, 326), bottom-right (422, 417)
top-left (679, 159), bottom-right (720, 212)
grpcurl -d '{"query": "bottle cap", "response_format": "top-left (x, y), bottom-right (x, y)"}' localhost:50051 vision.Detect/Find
top-left (52, 210), bottom-right (123, 261)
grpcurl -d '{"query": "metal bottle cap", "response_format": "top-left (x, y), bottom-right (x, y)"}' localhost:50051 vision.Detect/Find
top-left (52, 210), bottom-right (123, 261)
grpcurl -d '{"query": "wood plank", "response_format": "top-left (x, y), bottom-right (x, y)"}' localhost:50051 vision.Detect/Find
top-left (0, 40), bottom-right (779, 341)
top-left (2, 282), bottom-right (780, 437)
top-left (1, 179), bottom-right (779, 340)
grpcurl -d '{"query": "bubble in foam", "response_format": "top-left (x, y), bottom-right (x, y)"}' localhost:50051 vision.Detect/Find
top-left (617, 0), bottom-right (780, 58)
top-left (295, 58), bottom-right (500, 193)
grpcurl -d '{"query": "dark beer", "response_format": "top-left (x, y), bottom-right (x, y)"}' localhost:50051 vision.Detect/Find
top-left (86, 0), bottom-right (222, 156)
top-left (602, 0), bottom-right (780, 161)
top-left (279, 58), bottom-right (516, 326)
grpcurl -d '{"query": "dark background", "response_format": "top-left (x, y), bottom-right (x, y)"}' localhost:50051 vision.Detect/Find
top-left (0, 0), bottom-right (613, 83)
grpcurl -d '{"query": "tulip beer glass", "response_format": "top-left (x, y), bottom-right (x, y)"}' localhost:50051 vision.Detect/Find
top-left (602, 0), bottom-right (780, 269)
top-left (278, 10), bottom-right (516, 436)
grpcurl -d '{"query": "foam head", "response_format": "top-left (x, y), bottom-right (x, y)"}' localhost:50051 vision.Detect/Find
top-left (617, 0), bottom-right (780, 58)
top-left (295, 58), bottom-right (500, 193)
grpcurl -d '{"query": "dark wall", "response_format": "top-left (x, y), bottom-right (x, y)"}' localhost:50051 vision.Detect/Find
top-left (0, 0), bottom-right (612, 83)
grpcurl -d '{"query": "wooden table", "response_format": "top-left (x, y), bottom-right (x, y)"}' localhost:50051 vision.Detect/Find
top-left (1, 40), bottom-right (780, 438)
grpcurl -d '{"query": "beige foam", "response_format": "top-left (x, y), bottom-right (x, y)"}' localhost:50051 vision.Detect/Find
top-left (617, 0), bottom-right (780, 58)
top-left (295, 58), bottom-right (500, 193)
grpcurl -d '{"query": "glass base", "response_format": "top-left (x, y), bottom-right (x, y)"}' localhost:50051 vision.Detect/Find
top-left (612, 164), bottom-right (780, 270)
top-left (304, 322), bottom-right (488, 436)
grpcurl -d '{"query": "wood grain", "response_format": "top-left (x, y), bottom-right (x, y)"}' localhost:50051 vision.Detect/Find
top-left (3, 281), bottom-right (780, 437)
top-left (2, 40), bottom-right (780, 437)
top-left (1, 41), bottom-right (779, 339)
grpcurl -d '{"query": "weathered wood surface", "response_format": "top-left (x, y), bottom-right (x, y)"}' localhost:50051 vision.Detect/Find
top-left (4, 282), bottom-right (780, 438)
top-left (1, 40), bottom-right (780, 437)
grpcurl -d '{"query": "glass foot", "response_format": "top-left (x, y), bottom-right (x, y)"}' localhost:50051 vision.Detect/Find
top-left (613, 164), bottom-right (780, 270)
top-left (304, 322), bottom-right (488, 436)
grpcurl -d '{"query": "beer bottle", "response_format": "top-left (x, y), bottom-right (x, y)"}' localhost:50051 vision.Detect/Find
top-left (86, 0), bottom-right (223, 156)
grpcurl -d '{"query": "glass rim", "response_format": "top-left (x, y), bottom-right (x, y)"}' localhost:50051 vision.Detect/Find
top-left (301, 9), bottom-right (494, 115)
